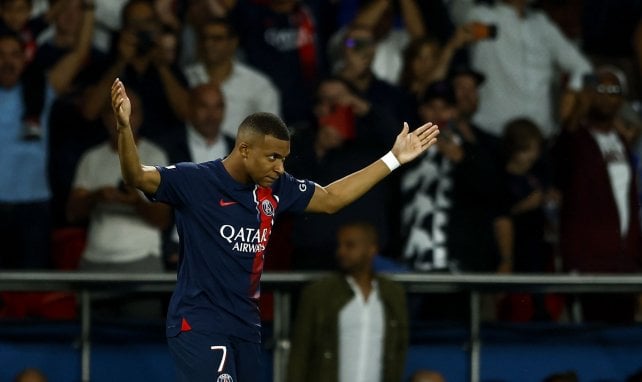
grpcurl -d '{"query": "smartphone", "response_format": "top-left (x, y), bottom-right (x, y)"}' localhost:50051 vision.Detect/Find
top-left (471, 22), bottom-right (498, 40)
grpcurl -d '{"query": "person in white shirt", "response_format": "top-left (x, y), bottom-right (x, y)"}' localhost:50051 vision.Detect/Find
top-left (183, 17), bottom-right (281, 138)
top-left (287, 222), bottom-right (408, 382)
top-left (67, 91), bottom-right (171, 270)
top-left (464, 0), bottom-right (592, 137)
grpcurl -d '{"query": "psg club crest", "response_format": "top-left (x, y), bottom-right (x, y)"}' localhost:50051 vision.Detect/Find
top-left (217, 374), bottom-right (233, 382)
top-left (261, 200), bottom-right (274, 216)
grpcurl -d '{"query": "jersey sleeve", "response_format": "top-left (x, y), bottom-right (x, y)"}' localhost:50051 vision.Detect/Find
top-left (150, 162), bottom-right (200, 207)
top-left (274, 173), bottom-right (316, 215)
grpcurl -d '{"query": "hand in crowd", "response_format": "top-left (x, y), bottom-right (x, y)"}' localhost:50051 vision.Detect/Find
top-left (319, 80), bottom-right (370, 117)
top-left (511, 190), bottom-right (544, 215)
top-left (448, 24), bottom-right (476, 50)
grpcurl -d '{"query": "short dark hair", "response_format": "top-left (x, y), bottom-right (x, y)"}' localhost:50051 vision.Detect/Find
top-left (339, 221), bottom-right (379, 246)
top-left (502, 118), bottom-right (543, 158)
top-left (542, 371), bottom-right (578, 382)
top-left (238, 112), bottom-right (290, 141)
top-left (0, 30), bottom-right (25, 50)
top-left (0, 0), bottom-right (33, 9)
top-left (121, 0), bottom-right (154, 28)
top-left (198, 17), bottom-right (238, 39)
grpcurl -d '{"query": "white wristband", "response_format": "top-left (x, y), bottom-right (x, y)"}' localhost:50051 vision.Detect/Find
top-left (381, 151), bottom-right (400, 171)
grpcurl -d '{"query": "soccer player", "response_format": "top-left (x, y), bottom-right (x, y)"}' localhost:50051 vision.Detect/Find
top-left (110, 78), bottom-right (439, 382)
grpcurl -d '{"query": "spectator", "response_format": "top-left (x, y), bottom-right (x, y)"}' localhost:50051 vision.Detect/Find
top-left (155, 25), bottom-right (180, 68)
top-left (401, 80), bottom-right (507, 273)
top-left (67, 91), bottom-right (171, 272)
top-left (287, 76), bottom-right (398, 269)
top-left (90, 0), bottom-right (128, 52)
top-left (335, 23), bottom-right (408, 125)
top-left (183, 16), bottom-right (280, 139)
top-left (400, 79), bottom-right (508, 321)
top-left (35, 0), bottom-right (108, 227)
top-left (543, 371), bottom-right (579, 382)
top-left (554, 66), bottom-right (642, 323)
top-left (0, 1), bottom-right (93, 269)
top-left (498, 118), bottom-right (561, 321)
top-left (13, 368), bottom-right (47, 382)
top-left (163, 83), bottom-right (234, 165)
top-left (410, 369), bottom-right (447, 382)
top-left (0, 0), bottom-right (71, 61)
top-left (223, 0), bottom-right (323, 127)
top-left (398, 28), bottom-right (477, 126)
top-left (464, 0), bottom-right (592, 137)
top-left (0, 0), bottom-right (77, 139)
top-left (329, 0), bottom-right (426, 85)
top-left (66, 91), bottom-right (170, 318)
top-left (81, 0), bottom-right (188, 148)
top-left (501, 118), bottom-right (551, 274)
top-left (287, 221), bottom-right (408, 382)
top-left (176, 0), bottom-right (235, 67)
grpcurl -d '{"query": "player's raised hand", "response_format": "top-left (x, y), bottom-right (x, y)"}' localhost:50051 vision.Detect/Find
top-left (391, 122), bottom-right (439, 165)
top-left (111, 78), bottom-right (131, 129)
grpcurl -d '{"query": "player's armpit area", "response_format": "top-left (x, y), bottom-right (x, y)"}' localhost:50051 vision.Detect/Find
top-left (132, 165), bottom-right (162, 195)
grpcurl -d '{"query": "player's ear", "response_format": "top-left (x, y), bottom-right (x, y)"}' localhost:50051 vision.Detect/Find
top-left (239, 142), bottom-right (249, 159)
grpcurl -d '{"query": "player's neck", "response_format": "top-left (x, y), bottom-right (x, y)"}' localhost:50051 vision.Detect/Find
top-left (222, 154), bottom-right (252, 185)
top-left (206, 60), bottom-right (234, 84)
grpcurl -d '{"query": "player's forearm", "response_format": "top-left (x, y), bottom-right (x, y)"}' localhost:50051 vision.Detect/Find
top-left (117, 124), bottom-right (145, 188)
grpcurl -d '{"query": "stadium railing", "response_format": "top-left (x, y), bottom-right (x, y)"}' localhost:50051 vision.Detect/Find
top-left (1, 271), bottom-right (642, 382)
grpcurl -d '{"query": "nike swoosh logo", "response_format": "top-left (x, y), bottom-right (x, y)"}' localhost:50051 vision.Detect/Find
top-left (219, 199), bottom-right (238, 207)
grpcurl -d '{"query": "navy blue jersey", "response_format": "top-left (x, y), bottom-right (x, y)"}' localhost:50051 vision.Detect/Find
top-left (152, 160), bottom-right (315, 342)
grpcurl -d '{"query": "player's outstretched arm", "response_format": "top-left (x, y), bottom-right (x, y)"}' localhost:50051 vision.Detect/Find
top-left (305, 121), bottom-right (439, 213)
top-left (111, 78), bottom-right (161, 195)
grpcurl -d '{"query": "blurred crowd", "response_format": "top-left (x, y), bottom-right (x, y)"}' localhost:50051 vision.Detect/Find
top-left (1, 0), bottom-right (642, 324)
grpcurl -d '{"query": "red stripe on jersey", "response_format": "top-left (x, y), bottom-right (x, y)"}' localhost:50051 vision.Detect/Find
top-left (250, 186), bottom-right (277, 300)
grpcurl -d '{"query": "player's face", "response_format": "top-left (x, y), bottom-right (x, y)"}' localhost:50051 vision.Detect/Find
top-left (336, 227), bottom-right (375, 274)
top-left (244, 134), bottom-right (290, 187)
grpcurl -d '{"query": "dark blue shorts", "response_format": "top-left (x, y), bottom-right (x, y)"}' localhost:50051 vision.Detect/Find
top-left (168, 330), bottom-right (261, 382)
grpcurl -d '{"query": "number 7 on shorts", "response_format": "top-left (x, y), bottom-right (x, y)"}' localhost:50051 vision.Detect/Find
top-left (210, 345), bottom-right (227, 372)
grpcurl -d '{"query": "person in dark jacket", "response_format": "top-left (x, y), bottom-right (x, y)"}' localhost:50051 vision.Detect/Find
top-left (287, 221), bottom-right (408, 382)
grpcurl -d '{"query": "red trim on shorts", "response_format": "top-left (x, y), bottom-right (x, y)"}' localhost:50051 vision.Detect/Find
top-left (181, 317), bottom-right (192, 331)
